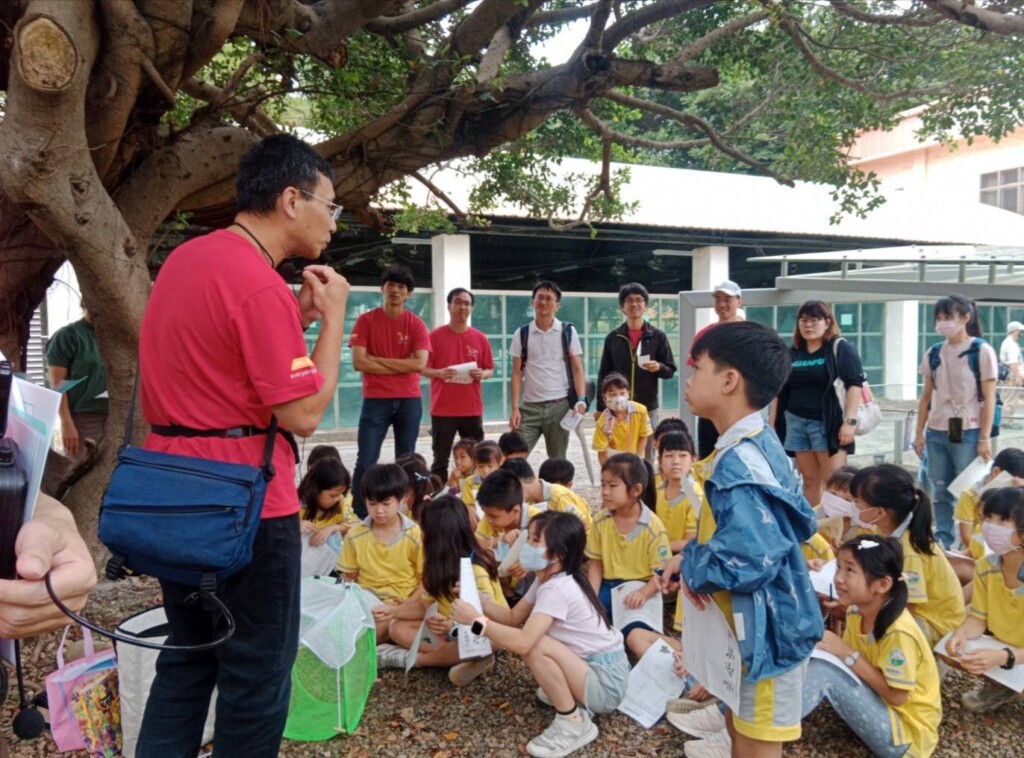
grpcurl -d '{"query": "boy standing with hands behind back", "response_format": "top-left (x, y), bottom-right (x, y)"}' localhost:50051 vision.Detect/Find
top-left (661, 322), bottom-right (822, 758)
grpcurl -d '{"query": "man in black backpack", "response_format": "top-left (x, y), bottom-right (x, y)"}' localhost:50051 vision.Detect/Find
top-left (509, 281), bottom-right (588, 459)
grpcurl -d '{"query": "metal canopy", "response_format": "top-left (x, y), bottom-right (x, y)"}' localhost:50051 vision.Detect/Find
top-left (675, 244), bottom-right (1024, 433)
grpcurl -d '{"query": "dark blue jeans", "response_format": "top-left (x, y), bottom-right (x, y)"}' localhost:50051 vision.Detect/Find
top-left (351, 397), bottom-right (423, 516)
top-left (136, 516), bottom-right (300, 758)
top-left (926, 427), bottom-right (980, 549)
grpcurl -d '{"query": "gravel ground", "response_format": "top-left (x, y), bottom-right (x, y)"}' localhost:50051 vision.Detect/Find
top-left (3, 426), bottom-right (1022, 757)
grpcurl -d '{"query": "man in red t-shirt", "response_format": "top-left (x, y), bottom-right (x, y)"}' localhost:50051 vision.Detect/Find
top-left (349, 264), bottom-right (431, 515)
top-left (423, 287), bottom-right (495, 480)
top-left (136, 135), bottom-right (349, 758)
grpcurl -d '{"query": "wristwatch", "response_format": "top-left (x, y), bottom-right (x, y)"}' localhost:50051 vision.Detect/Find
top-left (843, 651), bottom-right (861, 668)
top-left (846, 418), bottom-right (858, 426)
top-left (1001, 647), bottom-right (1016, 670)
top-left (470, 615), bottom-right (489, 637)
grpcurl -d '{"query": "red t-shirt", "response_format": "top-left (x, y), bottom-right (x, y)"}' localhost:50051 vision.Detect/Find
top-left (427, 325), bottom-right (495, 417)
top-left (139, 230), bottom-right (323, 519)
top-left (349, 307), bottom-right (431, 398)
top-left (628, 327), bottom-right (643, 351)
top-left (687, 323), bottom-right (718, 367)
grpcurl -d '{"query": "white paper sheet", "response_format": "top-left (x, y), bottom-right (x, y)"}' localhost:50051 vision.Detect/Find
top-left (497, 530), bottom-right (528, 577)
top-left (681, 592), bottom-right (741, 712)
top-left (680, 475), bottom-right (701, 510)
top-left (299, 532), bottom-right (340, 577)
top-left (947, 456), bottom-right (992, 500)
top-left (457, 557), bottom-right (493, 659)
top-left (610, 580), bottom-right (664, 634)
top-left (617, 640), bottom-right (688, 728)
top-left (445, 361), bottom-right (478, 384)
top-left (638, 353), bottom-right (651, 367)
top-left (935, 632), bottom-right (1024, 692)
top-left (559, 408), bottom-right (584, 431)
top-left (405, 602), bottom-right (440, 672)
top-left (808, 560), bottom-right (838, 597)
top-left (809, 648), bottom-right (859, 683)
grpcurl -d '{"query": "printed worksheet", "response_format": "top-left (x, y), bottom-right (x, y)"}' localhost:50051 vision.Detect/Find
top-left (611, 581), bottom-right (664, 634)
top-left (618, 641), bottom-right (689, 728)
top-left (809, 560), bottom-right (838, 597)
top-left (458, 558), bottom-right (493, 659)
top-left (682, 592), bottom-right (741, 712)
top-left (935, 632), bottom-right (1024, 692)
top-left (446, 361), bottom-right (478, 383)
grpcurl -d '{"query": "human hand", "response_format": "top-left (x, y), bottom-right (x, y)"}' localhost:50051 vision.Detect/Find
top-left (945, 629), bottom-right (968, 658)
top-left (815, 630), bottom-right (851, 658)
top-left (509, 409), bottom-right (521, 430)
top-left (426, 613), bottom-right (453, 637)
top-left (502, 529), bottom-right (520, 546)
top-left (309, 527), bottom-right (331, 547)
top-left (574, 401), bottom-right (587, 415)
top-left (507, 561), bottom-right (528, 580)
top-left (0, 494), bottom-right (97, 638)
top-left (61, 418), bottom-right (80, 456)
top-left (450, 598), bottom-right (478, 626)
top-left (977, 438), bottom-right (993, 462)
top-left (838, 422), bottom-right (855, 446)
top-left (686, 682), bottom-right (711, 701)
top-left (441, 368), bottom-right (457, 381)
top-left (301, 265), bottom-right (350, 321)
top-left (643, 361), bottom-right (660, 373)
top-left (300, 519), bottom-right (316, 534)
top-left (914, 433), bottom-right (925, 458)
top-left (656, 554), bottom-right (684, 593)
top-left (959, 648), bottom-right (1007, 674)
top-left (624, 590), bottom-right (647, 609)
top-left (370, 604), bottom-right (395, 623)
top-left (469, 368), bottom-right (484, 381)
top-left (807, 558), bottom-right (824, 572)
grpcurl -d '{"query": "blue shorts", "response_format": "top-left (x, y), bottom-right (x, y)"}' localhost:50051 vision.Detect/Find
top-left (784, 411), bottom-right (828, 452)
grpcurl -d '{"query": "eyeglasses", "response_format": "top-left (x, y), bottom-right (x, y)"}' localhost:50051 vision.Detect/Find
top-left (298, 189), bottom-right (344, 221)
top-left (798, 316), bottom-right (824, 324)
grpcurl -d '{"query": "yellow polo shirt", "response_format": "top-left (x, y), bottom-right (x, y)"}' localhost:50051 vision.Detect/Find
top-left (460, 473), bottom-right (484, 510)
top-left (655, 478), bottom-right (700, 544)
top-left (338, 515), bottom-right (423, 601)
top-left (901, 530), bottom-right (966, 645)
top-left (543, 481), bottom-right (594, 530)
top-left (953, 488), bottom-right (982, 540)
top-left (476, 504), bottom-right (542, 541)
top-left (801, 533), bottom-right (835, 563)
top-left (428, 562), bottom-right (509, 619)
top-left (844, 607), bottom-right (941, 758)
top-left (592, 402), bottom-right (653, 456)
top-left (585, 504), bottom-right (670, 581)
top-left (971, 554), bottom-right (1024, 647)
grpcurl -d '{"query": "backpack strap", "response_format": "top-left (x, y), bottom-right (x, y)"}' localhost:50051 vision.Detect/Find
top-left (964, 337), bottom-right (985, 403)
top-left (518, 324), bottom-right (530, 367)
top-left (927, 342), bottom-right (943, 384)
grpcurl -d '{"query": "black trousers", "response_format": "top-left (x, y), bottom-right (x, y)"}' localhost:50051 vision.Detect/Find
top-left (430, 415), bottom-right (485, 481)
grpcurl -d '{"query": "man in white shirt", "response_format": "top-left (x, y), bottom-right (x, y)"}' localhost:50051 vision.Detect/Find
top-left (1000, 320), bottom-right (1023, 421)
top-left (509, 281), bottom-right (588, 459)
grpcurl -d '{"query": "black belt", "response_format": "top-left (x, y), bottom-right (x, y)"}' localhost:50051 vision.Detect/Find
top-left (151, 424), bottom-right (300, 463)
top-left (529, 397), bottom-right (569, 406)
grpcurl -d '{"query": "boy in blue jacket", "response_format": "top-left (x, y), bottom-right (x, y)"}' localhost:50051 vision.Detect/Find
top-left (661, 321), bottom-right (822, 757)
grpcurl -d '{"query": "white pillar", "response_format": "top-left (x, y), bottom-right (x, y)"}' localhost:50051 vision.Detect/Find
top-left (691, 245), bottom-right (729, 329)
top-left (885, 300), bottom-right (919, 401)
top-left (431, 234), bottom-right (472, 328)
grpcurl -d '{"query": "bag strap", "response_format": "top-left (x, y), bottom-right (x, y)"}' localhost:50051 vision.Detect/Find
top-left (55, 625), bottom-right (93, 670)
top-left (519, 324), bottom-right (530, 367)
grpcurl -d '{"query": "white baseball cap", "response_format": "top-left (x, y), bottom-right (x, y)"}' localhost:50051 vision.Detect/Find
top-left (714, 280), bottom-right (742, 297)
top-left (1008, 321), bottom-right (1023, 333)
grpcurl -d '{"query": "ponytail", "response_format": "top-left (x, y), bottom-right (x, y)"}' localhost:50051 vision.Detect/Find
top-left (851, 465), bottom-right (937, 556)
top-left (907, 487), bottom-right (936, 557)
top-left (641, 458), bottom-right (658, 510)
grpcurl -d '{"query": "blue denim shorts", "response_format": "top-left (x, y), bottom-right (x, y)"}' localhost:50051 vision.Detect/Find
top-left (784, 411), bottom-right (828, 452)
top-left (584, 649), bottom-right (630, 714)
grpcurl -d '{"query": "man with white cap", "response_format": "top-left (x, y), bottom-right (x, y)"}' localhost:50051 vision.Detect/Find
top-left (689, 280), bottom-right (744, 458)
top-left (1000, 321), bottom-right (1023, 421)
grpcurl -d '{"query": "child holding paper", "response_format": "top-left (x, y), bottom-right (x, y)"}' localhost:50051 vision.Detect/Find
top-left (849, 464), bottom-right (965, 646)
top-left (944, 487), bottom-right (1024, 713)
top-left (298, 458), bottom-right (359, 546)
top-left (803, 535), bottom-right (941, 758)
top-left (954, 447), bottom-right (1024, 561)
top-left (337, 463), bottom-right (424, 642)
top-left (475, 469), bottom-right (540, 564)
top-left (586, 453), bottom-right (671, 659)
top-left (378, 495), bottom-right (506, 685)
top-left (451, 511), bottom-right (629, 758)
top-left (592, 373), bottom-right (652, 464)
top-left (660, 322), bottom-right (822, 758)
top-left (446, 437), bottom-right (477, 493)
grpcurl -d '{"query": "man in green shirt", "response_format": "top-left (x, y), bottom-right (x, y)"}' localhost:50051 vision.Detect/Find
top-left (45, 306), bottom-right (108, 464)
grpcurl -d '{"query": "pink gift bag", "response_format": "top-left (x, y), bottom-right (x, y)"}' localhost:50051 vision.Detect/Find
top-left (45, 625), bottom-right (117, 752)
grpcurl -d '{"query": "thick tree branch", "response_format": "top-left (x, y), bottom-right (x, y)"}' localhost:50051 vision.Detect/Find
top-left (672, 9), bottom-right (769, 64)
top-left (922, 0), bottom-right (1024, 34)
top-left (576, 106), bottom-right (708, 150)
top-left (365, 0), bottom-right (472, 35)
top-left (410, 171), bottom-right (469, 222)
top-left (607, 58), bottom-right (719, 92)
top-left (183, 0), bottom-right (246, 80)
top-left (549, 139), bottom-right (612, 231)
top-left (604, 0), bottom-right (717, 51)
top-left (450, 0), bottom-right (542, 59)
top-left (531, 3), bottom-right (604, 29)
top-left (603, 90), bottom-right (794, 186)
top-left (181, 76), bottom-right (279, 137)
top-left (829, 1), bottom-right (939, 28)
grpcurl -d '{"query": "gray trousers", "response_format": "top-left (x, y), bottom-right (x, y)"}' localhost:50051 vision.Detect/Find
top-left (520, 399), bottom-right (570, 459)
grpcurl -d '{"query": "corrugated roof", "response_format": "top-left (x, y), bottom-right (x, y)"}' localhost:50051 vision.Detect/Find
top-left (416, 158), bottom-right (1024, 245)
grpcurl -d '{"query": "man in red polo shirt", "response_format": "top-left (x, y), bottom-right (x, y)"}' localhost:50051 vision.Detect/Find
top-left (349, 264), bottom-right (431, 516)
top-left (423, 287), bottom-right (495, 481)
top-left (136, 135), bottom-right (349, 758)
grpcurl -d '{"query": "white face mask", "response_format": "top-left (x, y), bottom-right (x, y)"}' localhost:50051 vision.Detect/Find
top-left (982, 522), bottom-right (1021, 556)
top-left (820, 491), bottom-right (854, 520)
top-left (853, 506), bottom-right (882, 530)
top-left (608, 395), bottom-right (630, 411)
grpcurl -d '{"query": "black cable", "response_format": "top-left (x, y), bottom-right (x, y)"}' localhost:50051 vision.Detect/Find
top-left (44, 574), bottom-right (236, 652)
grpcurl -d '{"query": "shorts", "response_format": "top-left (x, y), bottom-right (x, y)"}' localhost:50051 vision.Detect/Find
top-left (732, 659), bottom-right (808, 742)
top-left (783, 411), bottom-right (828, 453)
top-left (583, 649), bottom-right (630, 714)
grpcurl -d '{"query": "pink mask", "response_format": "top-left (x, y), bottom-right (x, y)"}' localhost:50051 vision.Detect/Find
top-left (982, 522), bottom-right (1020, 556)
top-left (935, 319), bottom-right (960, 338)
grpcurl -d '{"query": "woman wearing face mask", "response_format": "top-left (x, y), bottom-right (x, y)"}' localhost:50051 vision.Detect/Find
top-left (850, 465), bottom-right (965, 647)
top-left (452, 511), bottom-right (629, 758)
top-left (592, 372), bottom-right (653, 465)
top-left (914, 294), bottom-right (999, 549)
top-left (771, 300), bottom-right (866, 506)
top-left (944, 487), bottom-right (1024, 713)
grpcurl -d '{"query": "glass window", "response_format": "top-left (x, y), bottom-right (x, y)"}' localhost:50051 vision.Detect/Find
top-left (777, 306), bottom-right (798, 336)
top-left (1001, 187), bottom-right (1019, 214)
top-left (980, 172), bottom-right (999, 189)
top-left (1001, 168), bottom-right (1020, 185)
top-left (472, 294), bottom-right (503, 334)
top-left (979, 167), bottom-right (1024, 216)
top-left (861, 302), bottom-right (884, 333)
top-left (744, 306), bottom-right (774, 326)
top-left (981, 189), bottom-right (999, 207)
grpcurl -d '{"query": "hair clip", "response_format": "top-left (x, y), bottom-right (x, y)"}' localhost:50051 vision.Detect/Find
top-left (898, 572), bottom-right (909, 583)
top-left (414, 472), bottom-right (430, 482)
top-left (857, 539), bottom-right (880, 550)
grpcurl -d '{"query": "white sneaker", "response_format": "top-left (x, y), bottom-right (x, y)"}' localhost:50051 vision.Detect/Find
top-left (666, 705), bottom-right (726, 738)
top-left (376, 643), bottom-right (407, 669)
top-left (526, 710), bottom-right (598, 758)
top-left (683, 730), bottom-right (732, 758)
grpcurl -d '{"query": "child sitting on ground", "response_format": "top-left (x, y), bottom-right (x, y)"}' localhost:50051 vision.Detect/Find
top-left (538, 458), bottom-right (575, 489)
top-left (651, 417), bottom-right (689, 488)
top-left (592, 373), bottom-right (652, 464)
top-left (499, 430), bottom-right (530, 460)
top-left (475, 469), bottom-right (540, 563)
top-left (446, 438), bottom-right (477, 495)
top-left (586, 453), bottom-right (671, 660)
top-left (818, 465), bottom-right (858, 549)
top-left (654, 430), bottom-right (700, 554)
top-left (461, 440), bottom-right (502, 527)
top-left (299, 458), bottom-right (359, 548)
top-left (503, 458), bottom-right (593, 530)
top-left (338, 463), bottom-right (424, 643)
top-left (850, 464), bottom-right (965, 647)
top-left (451, 511), bottom-right (630, 758)
top-left (376, 495), bottom-right (506, 686)
top-left (396, 452), bottom-right (439, 522)
top-left (305, 443), bottom-right (342, 471)
top-left (803, 535), bottom-right (940, 758)
top-left (944, 486), bottom-right (1024, 713)
top-left (954, 447), bottom-right (1024, 562)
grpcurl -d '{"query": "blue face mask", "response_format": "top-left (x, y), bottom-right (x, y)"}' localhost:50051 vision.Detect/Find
top-left (519, 542), bottom-right (549, 572)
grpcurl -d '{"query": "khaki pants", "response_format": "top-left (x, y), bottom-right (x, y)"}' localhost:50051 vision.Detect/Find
top-left (520, 399), bottom-right (570, 460)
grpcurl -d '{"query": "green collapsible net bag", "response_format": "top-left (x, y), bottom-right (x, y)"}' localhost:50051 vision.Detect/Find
top-left (284, 577), bottom-right (377, 741)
